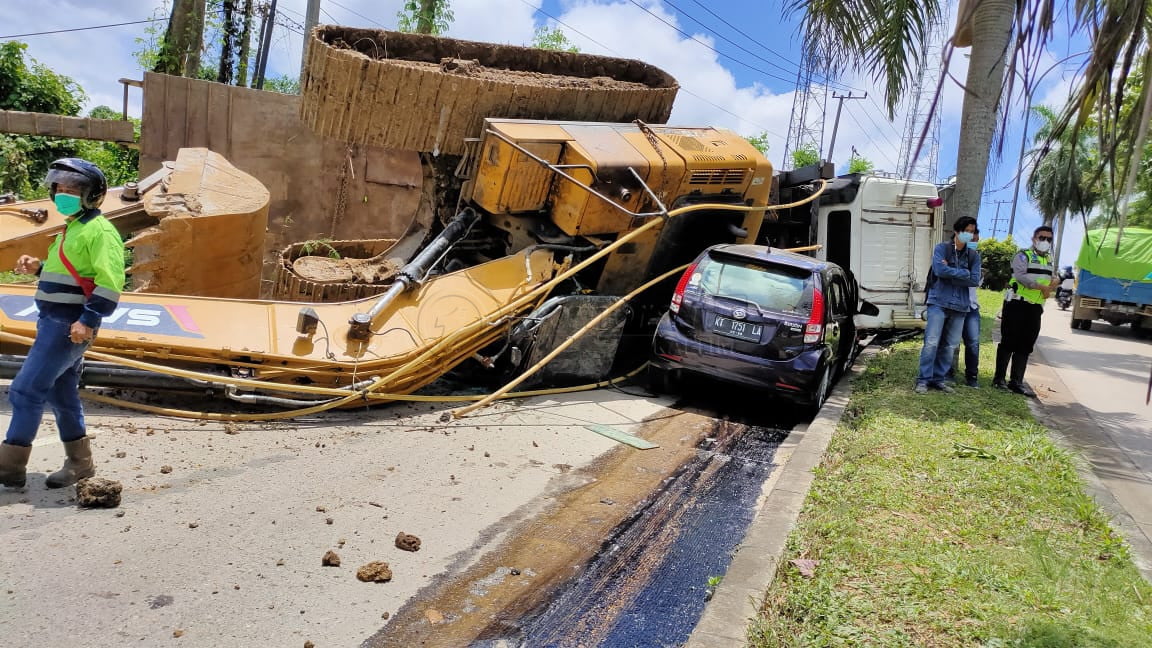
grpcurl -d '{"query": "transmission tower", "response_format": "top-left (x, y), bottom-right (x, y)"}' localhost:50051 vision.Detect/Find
top-left (896, 0), bottom-right (953, 182)
top-left (782, 53), bottom-right (829, 170)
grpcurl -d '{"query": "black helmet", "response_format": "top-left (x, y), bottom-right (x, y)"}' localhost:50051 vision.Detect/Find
top-left (46, 158), bottom-right (107, 210)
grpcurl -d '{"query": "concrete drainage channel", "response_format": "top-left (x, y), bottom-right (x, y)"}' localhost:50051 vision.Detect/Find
top-left (503, 418), bottom-right (792, 647)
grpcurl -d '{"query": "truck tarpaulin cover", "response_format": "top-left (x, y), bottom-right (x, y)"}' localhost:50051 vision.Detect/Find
top-left (1077, 227), bottom-right (1152, 281)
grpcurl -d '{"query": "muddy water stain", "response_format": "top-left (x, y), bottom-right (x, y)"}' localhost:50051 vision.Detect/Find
top-left (509, 423), bottom-right (788, 647)
top-left (360, 411), bottom-right (721, 647)
top-left (362, 413), bottom-right (788, 647)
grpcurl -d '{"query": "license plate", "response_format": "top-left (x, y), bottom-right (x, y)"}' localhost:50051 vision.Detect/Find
top-left (711, 315), bottom-right (763, 342)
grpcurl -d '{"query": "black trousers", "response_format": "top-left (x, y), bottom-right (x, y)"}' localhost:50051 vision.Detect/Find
top-left (999, 298), bottom-right (1043, 354)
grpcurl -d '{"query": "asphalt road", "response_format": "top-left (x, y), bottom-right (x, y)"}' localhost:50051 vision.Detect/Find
top-left (1033, 306), bottom-right (1152, 578)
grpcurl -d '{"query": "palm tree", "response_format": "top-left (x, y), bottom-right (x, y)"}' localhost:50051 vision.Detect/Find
top-left (788, 0), bottom-right (1150, 236)
top-left (1026, 105), bottom-right (1098, 227)
top-left (1027, 105), bottom-right (1099, 260)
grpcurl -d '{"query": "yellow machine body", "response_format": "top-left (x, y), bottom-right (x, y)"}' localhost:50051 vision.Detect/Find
top-left (472, 119), bottom-right (772, 238)
top-left (0, 119), bottom-right (775, 403)
top-left (0, 249), bottom-right (558, 391)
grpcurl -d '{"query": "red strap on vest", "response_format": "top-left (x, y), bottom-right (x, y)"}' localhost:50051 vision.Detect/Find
top-left (57, 227), bottom-right (96, 299)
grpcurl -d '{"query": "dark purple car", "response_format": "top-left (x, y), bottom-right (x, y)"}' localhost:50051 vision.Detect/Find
top-left (649, 244), bottom-right (876, 413)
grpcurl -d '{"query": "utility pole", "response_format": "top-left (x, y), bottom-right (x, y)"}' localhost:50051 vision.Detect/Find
top-left (826, 91), bottom-right (867, 163)
top-left (299, 0), bottom-right (320, 86)
top-left (254, 0), bottom-right (278, 90)
top-left (237, 0), bottom-right (255, 87)
top-left (990, 199), bottom-right (1011, 238)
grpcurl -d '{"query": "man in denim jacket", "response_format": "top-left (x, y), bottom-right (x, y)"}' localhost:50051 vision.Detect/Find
top-left (915, 216), bottom-right (982, 394)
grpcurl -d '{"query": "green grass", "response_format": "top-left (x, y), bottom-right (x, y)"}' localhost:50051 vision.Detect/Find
top-left (0, 271), bottom-right (35, 284)
top-left (750, 290), bottom-right (1152, 647)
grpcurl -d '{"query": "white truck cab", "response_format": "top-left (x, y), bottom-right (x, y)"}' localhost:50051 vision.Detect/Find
top-left (767, 170), bottom-right (945, 330)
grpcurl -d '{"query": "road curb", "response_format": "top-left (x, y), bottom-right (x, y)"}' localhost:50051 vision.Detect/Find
top-left (1029, 348), bottom-right (1152, 584)
top-left (684, 348), bottom-right (876, 648)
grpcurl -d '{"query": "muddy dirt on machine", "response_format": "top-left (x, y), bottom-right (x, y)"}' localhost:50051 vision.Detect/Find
top-left (299, 27), bottom-right (679, 154)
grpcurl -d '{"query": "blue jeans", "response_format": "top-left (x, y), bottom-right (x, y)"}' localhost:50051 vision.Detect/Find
top-left (917, 304), bottom-right (965, 385)
top-left (5, 316), bottom-right (93, 447)
top-left (947, 308), bottom-right (981, 381)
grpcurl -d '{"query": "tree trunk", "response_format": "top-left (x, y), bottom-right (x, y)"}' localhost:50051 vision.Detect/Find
top-left (217, 0), bottom-right (237, 84)
top-left (416, 0), bottom-right (436, 34)
top-left (237, 0), bottom-right (254, 87)
top-left (950, 0), bottom-right (1015, 230)
top-left (155, 0), bottom-right (205, 76)
top-left (184, 0), bottom-right (207, 78)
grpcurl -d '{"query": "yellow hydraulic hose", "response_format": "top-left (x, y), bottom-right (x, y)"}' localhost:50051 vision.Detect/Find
top-left (0, 181), bottom-right (828, 421)
top-left (78, 363), bottom-right (651, 419)
top-left (453, 263), bottom-right (689, 418)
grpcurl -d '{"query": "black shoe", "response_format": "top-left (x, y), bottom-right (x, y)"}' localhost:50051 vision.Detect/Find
top-left (992, 378), bottom-right (1008, 390)
top-left (930, 382), bottom-right (955, 394)
top-left (1008, 381), bottom-right (1036, 398)
top-left (966, 378), bottom-right (980, 388)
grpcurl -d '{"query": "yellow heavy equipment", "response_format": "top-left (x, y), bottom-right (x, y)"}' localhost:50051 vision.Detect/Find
top-left (1, 26), bottom-right (840, 418)
top-left (1, 118), bottom-right (803, 418)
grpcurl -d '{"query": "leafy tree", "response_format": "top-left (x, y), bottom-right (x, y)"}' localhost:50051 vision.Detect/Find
top-left (848, 155), bottom-right (874, 174)
top-left (75, 106), bottom-right (140, 188)
top-left (977, 235), bottom-right (1019, 291)
top-left (263, 74), bottom-right (300, 95)
top-left (1027, 104), bottom-right (1099, 228)
top-left (397, 0), bottom-right (453, 35)
top-left (744, 132), bottom-right (770, 156)
top-left (791, 145), bottom-right (819, 169)
top-left (789, 0), bottom-right (1152, 249)
top-left (134, 0), bottom-right (173, 71)
top-left (0, 42), bottom-right (87, 198)
top-left (531, 26), bottom-right (579, 52)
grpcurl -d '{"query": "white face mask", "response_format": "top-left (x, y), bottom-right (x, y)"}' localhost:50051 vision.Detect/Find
top-left (1035, 240), bottom-right (1051, 253)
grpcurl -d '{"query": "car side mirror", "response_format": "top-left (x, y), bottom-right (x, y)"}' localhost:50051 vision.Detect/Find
top-left (858, 300), bottom-right (880, 316)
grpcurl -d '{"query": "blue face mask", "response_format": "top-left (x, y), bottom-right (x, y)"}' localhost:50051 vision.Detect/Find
top-left (966, 241), bottom-right (978, 250)
top-left (54, 193), bottom-right (82, 216)
top-left (957, 231), bottom-right (974, 245)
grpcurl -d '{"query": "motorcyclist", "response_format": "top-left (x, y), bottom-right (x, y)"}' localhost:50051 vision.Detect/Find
top-left (1056, 265), bottom-right (1075, 309)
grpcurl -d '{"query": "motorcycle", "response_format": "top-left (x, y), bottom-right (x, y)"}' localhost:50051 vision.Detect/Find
top-left (1056, 277), bottom-right (1075, 310)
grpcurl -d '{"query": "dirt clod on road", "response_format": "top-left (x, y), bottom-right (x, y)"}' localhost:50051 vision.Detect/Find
top-left (322, 550), bottom-right (341, 567)
top-left (357, 562), bottom-right (393, 583)
top-left (395, 533), bottom-right (421, 552)
top-left (76, 477), bottom-right (122, 508)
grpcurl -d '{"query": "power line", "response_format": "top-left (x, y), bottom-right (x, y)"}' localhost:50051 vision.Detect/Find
top-left (844, 110), bottom-right (900, 170)
top-left (625, 0), bottom-right (799, 88)
top-left (684, 0), bottom-right (879, 97)
top-left (325, 0), bottom-right (388, 28)
top-left (661, 0), bottom-right (799, 81)
top-left (862, 96), bottom-right (907, 142)
top-left (516, 0), bottom-right (785, 139)
top-left (0, 18), bottom-right (162, 40)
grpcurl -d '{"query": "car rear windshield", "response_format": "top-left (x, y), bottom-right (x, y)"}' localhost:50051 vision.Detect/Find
top-left (694, 255), bottom-right (814, 316)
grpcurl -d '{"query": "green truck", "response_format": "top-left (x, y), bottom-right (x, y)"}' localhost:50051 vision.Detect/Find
top-left (1070, 227), bottom-right (1152, 336)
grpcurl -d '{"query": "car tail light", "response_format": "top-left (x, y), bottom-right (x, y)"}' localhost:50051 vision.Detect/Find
top-left (804, 287), bottom-right (824, 343)
top-left (669, 262), bottom-right (698, 314)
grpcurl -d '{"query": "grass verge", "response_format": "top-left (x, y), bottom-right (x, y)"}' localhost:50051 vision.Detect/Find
top-left (750, 290), bottom-right (1152, 647)
top-left (0, 271), bottom-right (35, 284)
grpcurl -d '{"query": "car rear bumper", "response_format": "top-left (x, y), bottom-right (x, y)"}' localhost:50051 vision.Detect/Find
top-left (650, 314), bottom-right (825, 403)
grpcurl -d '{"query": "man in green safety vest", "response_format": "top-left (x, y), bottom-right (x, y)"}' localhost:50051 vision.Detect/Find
top-left (0, 159), bottom-right (125, 490)
top-left (993, 225), bottom-right (1056, 396)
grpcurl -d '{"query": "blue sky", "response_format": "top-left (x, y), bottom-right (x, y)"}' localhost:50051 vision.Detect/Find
top-left (2, 0), bottom-right (1092, 265)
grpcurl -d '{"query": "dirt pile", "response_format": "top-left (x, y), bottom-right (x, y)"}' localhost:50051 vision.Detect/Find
top-left (300, 27), bottom-right (678, 155)
top-left (357, 561), bottom-right (393, 583)
top-left (76, 477), bottom-right (122, 508)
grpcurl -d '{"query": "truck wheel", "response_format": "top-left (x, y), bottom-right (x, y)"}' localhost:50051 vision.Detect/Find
top-left (1081, 320), bottom-right (1092, 331)
top-left (1070, 318), bottom-right (1082, 330)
